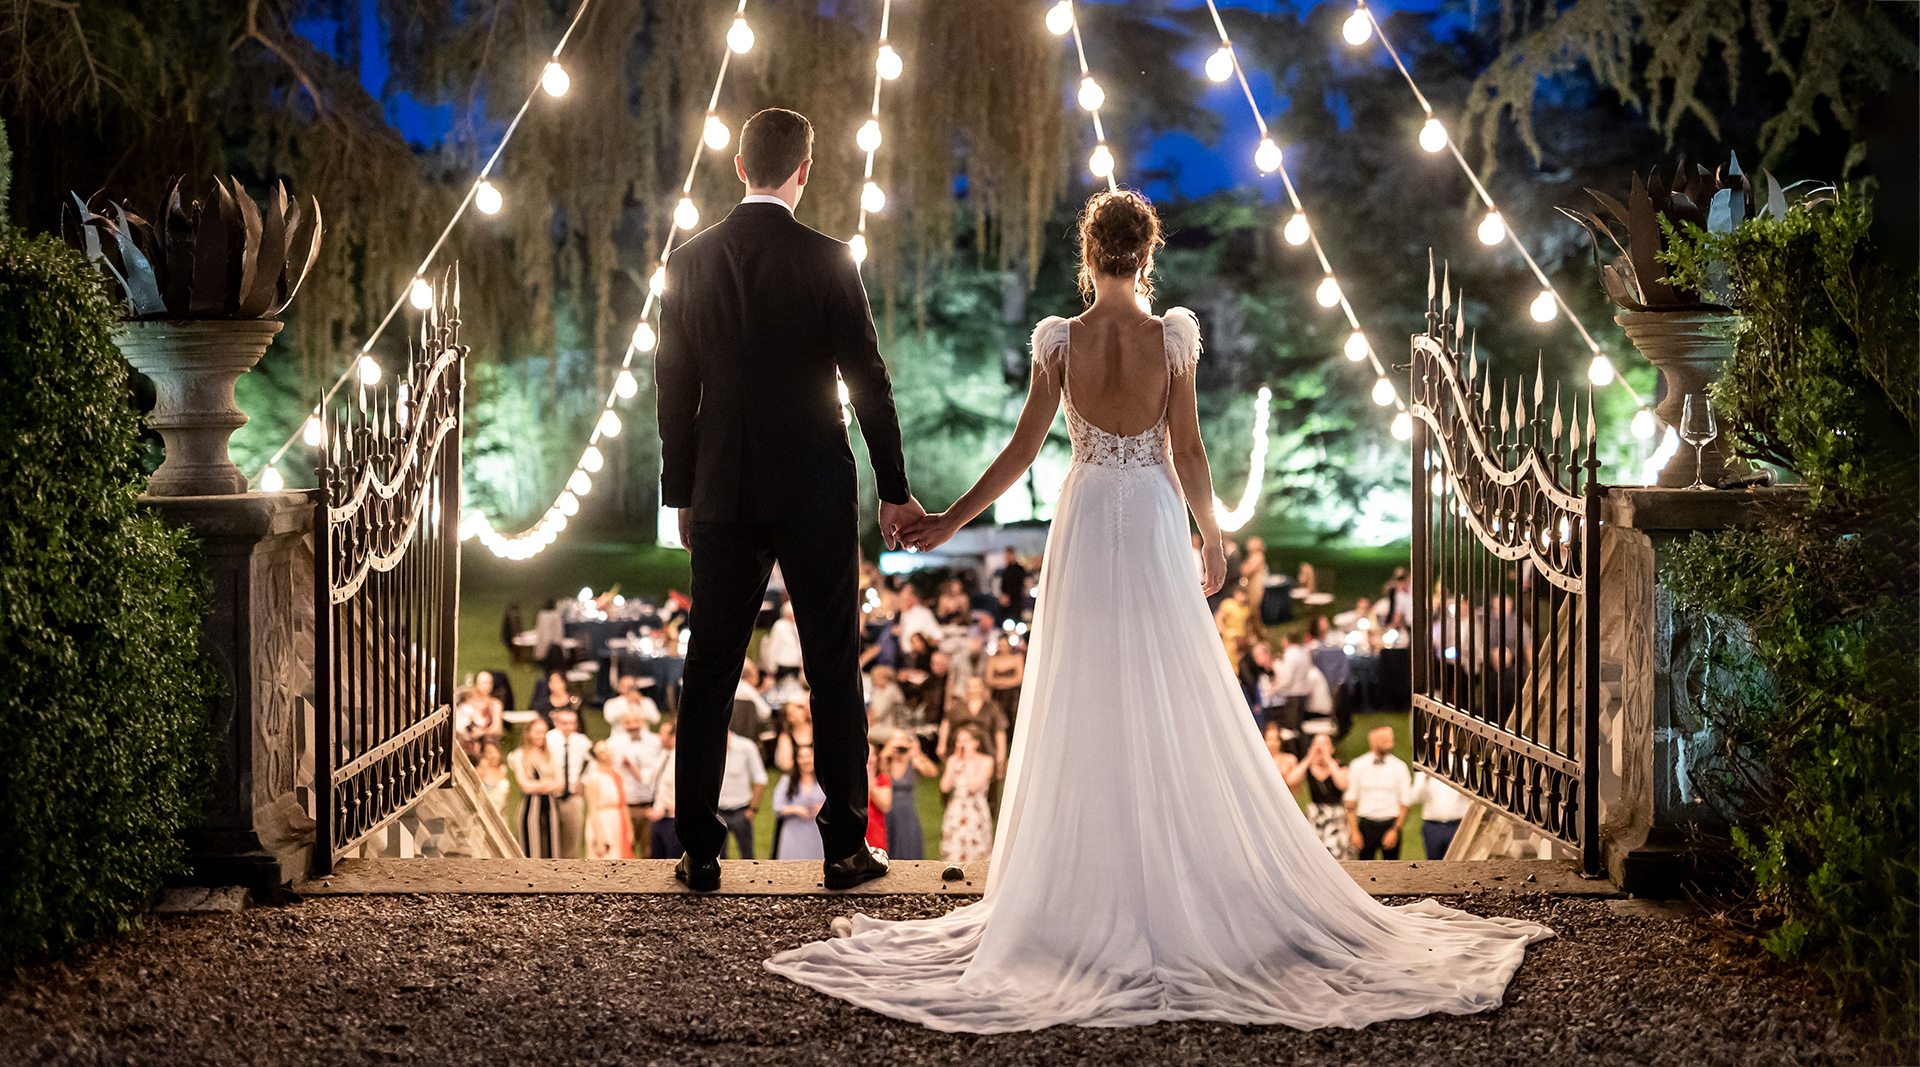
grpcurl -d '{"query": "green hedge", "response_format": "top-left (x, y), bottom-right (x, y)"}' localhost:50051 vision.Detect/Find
top-left (0, 228), bottom-right (218, 969)
top-left (1663, 191), bottom-right (1918, 1041)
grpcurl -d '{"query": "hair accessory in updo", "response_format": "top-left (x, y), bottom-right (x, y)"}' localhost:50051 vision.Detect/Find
top-left (1077, 189), bottom-right (1165, 303)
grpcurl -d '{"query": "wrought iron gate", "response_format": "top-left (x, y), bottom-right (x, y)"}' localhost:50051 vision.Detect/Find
top-left (311, 274), bottom-right (465, 874)
top-left (1408, 273), bottom-right (1602, 875)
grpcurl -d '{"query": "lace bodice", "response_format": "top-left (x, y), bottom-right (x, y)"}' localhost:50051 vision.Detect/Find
top-left (1032, 308), bottom-right (1200, 471)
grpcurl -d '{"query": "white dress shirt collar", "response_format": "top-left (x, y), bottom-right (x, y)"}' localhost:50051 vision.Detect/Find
top-left (741, 194), bottom-right (794, 212)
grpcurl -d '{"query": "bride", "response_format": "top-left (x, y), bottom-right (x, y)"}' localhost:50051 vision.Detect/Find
top-left (764, 189), bottom-right (1552, 1033)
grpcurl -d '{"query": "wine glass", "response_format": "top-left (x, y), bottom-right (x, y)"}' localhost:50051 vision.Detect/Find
top-left (1681, 394), bottom-right (1718, 490)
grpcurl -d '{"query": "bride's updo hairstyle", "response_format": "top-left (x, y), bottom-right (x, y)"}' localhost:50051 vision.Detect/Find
top-left (1077, 189), bottom-right (1165, 304)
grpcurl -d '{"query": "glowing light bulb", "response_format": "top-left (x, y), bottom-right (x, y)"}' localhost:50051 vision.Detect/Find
top-left (615, 369), bottom-right (638, 399)
top-left (541, 61), bottom-right (570, 98)
top-left (260, 465), bottom-right (284, 492)
top-left (1530, 289), bottom-right (1559, 322)
top-left (1372, 377), bottom-right (1397, 406)
top-left (558, 491), bottom-right (580, 516)
top-left (861, 182), bottom-right (886, 213)
top-left (1254, 138), bottom-right (1282, 174)
top-left (358, 355), bottom-right (381, 385)
top-left (1315, 276), bottom-right (1341, 308)
top-left (1587, 354), bottom-right (1617, 386)
top-left (649, 265), bottom-right (666, 296)
top-left (577, 586), bottom-right (593, 602)
top-left (1419, 117), bottom-right (1447, 153)
top-left (303, 415), bottom-right (324, 447)
top-left (856, 119), bottom-right (883, 153)
top-left (849, 234), bottom-right (868, 264)
top-left (582, 445), bottom-right (604, 473)
top-left (1631, 408), bottom-right (1657, 439)
top-left (727, 16), bottom-right (754, 54)
top-left (1089, 144), bottom-right (1115, 178)
top-left (474, 180), bottom-right (503, 215)
top-left (632, 321), bottom-right (656, 352)
top-left (1135, 291), bottom-right (1152, 314)
top-left (1205, 46), bottom-right (1235, 83)
top-left (876, 44), bottom-right (903, 81)
top-left (569, 470), bottom-right (592, 496)
top-left (1045, 0), bottom-right (1074, 35)
top-left (1342, 8), bottom-right (1373, 45)
top-left (597, 409), bottom-right (622, 438)
top-left (1344, 330), bottom-right (1369, 362)
top-left (703, 115), bottom-right (730, 150)
top-left (1391, 411), bottom-right (1413, 440)
top-left (1078, 77), bottom-right (1105, 112)
top-left (674, 197), bottom-right (699, 231)
top-left (408, 277), bottom-right (434, 310)
top-left (1283, 212), bottom-right (1310, 245)
top-left (1477, 209), bottom-right (1505, 246)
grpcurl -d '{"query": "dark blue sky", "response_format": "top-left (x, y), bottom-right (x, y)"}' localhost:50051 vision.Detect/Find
top-left (293, 0), bottom-right (1457, 204)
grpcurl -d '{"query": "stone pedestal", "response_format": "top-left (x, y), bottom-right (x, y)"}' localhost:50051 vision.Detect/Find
top-left (116, 320), bottom-right (283, 496)
top-left (1614, 310), bottom-right (1738, 488)
top-left (1596, 486), bottom-right (1800, 893)
top-left (143, 491), bottom-right (316, 890)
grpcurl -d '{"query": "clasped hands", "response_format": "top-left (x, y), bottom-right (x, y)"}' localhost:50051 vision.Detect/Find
top-left (878, 497), bottom-right (958, 553)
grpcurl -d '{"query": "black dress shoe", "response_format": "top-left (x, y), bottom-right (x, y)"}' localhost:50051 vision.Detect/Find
top-left (674, 854), bottom-right (720, 892)
top-left (824, 845), bottom-right (890, 891)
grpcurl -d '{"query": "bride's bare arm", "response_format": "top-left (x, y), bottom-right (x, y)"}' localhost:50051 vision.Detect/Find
top-left (905, 366), bottom-right (1063, 550)
top-left (1167, 368), bottom-right (1227, 594)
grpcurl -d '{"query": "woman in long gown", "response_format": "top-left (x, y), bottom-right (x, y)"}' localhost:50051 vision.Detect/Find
top-left (764, 189), bottom-right (1551, 1034)
top-left (507, 718), bottom-right (563, 859)
top-left (583, 740), bottom-right (632, 859)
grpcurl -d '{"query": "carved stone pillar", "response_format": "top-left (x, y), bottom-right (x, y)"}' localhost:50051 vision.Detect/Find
top-left (143, 492), bottom-right (315, 889)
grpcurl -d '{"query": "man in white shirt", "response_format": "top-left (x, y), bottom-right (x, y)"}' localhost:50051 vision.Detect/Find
top-left (717, 730), bottom-right (768, 859)
top-left (1412, 769), bottom-right (1475, 860)
top-left (610, 712), bottom-right (663, 858)
top-left (546, 709), bottom-right (594, 858)
top-left (1344, 726), bottom-right (1413, 860)
top-left (896, 585), bottom-right (942, 650)
top-left (760, 602), bottom-right (804, 682)
top-left (1274, 634), bottom-right (1334, 717)
top-left (602, 675), bottom-right (661, 733)
top-left (648, 722), bottom-right (680, 858)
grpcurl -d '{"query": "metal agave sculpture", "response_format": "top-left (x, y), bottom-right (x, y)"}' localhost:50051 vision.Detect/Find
top-left (62, 177), bottom-right (322, 319)
top-left (1556, 154), bottom-right (1820, 313)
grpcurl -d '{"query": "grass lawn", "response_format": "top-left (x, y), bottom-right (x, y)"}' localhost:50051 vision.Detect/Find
top-left (461, 534), bottom-right (1425, 861)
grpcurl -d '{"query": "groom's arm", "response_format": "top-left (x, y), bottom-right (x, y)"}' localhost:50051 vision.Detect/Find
top-left (654, 266), bottom-right (699, 511)
top-left (828, 251), bottom-right (910, 506)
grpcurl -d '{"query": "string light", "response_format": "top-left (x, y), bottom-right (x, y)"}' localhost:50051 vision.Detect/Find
top-left (1045, 0), bottom-right (1074, 35)
top-left (1213, 385), bottom-right (1273, 532)
top-left (358, 354), bottom-right (381, 385)
top-left (1530, 289), bottom-right (1558, 322)
top-left (568, 470), bottom-right (593, 496)
top-left (303, 415), bottom-right (325, 447)
top-left (1372, 377), bottom-right (1397, 406)
top-left (1078, 76), bottom-right (1105, 112)
top-left (856, 119), bottom-right (882, 152)
top-left (674, 197), bottom-right (700, 230)
top-left (727, 16), bottom-right (755, 54)
top-left (581, 445), bottom-right (604, 472)
top-left (703, 116), bottom-right (730, 150)
top-left (615, 368), bottom-right (638, 399)
top-left (541, 61), bottom-right (570, 97)
top-left (1587, 354), bottom-right (1617, 386)
top-left (876, 44), bottom-right (903, 80)
top-left (1391, 411), bottom-right (1413, 440)
top-left (1254, 137), bottom-right (1282, 173)
top-left (475, 180), bottom-right (503, 215)
top-left (1205, 45), bottom-right (1235, 83)
top-left (1344, 330), bottom-right (1370, 361)
top-left (849, 234), bottom-right (868, 264)
top-left (1342, 8), bottom-right (1374, 45)
top-left (861, 182), bottom-right (887, 213)
top-left (1418, 117), bottom-right (1447, 153)
top-left (649, 265), bottom-right (666, 296)
top-left (558, 491), bottom-right (580, 516)
top-left (1089, 144), bottom-right (1115, 178)
top-left (1283, 212), bottom-right (1310, 245)
top-left (1630, 408), bottom-right (1658, 439)
top-left (1316, 276), bottom-right (1342, 308)
top-left (408, 277), bottom-right (435, 309)
top-left (597, 409), bottom-right (622, 438)
top-left (632, 321), bottom-right (656, 352)
top-left (260, 466), bottom-right (285, 492)
top-left (1476, 210), bottom-right (1505, 246)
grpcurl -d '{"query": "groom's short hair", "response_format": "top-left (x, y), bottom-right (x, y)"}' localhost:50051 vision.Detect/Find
top-left (740, 108), bottom-right (813, 188)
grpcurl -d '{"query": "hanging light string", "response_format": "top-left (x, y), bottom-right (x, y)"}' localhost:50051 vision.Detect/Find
top-left (1198, 0), bottom-right (1413, 441)
top-left (1343, 1), bottom-right (1654, 431)
top-left (252, 0), bottom-right (606, 491)
top-left (848, 0), bottom-right (901, 266)
top-left (1045, 1), bottom-right (1119, 192)
top-left (460, 0), bottom-right (754, 559)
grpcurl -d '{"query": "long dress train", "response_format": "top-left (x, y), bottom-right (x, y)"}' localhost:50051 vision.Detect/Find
top-left (766, 309), bottom-right (1552, 1033)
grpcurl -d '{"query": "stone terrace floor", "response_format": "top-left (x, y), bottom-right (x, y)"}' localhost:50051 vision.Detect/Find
top-left (0, 886), bottom-right (1888, 1066)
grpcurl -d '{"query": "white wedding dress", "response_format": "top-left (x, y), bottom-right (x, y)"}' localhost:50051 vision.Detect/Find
top-left (765, 309), bottom-right (1553, 1033)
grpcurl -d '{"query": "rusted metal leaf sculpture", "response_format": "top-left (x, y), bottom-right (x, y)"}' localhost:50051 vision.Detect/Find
top-left (63, 176), bottom-right (322, 320)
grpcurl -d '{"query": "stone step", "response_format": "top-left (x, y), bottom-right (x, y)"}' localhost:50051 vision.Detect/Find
top-left (298, 857), bottom-right (1614, 898)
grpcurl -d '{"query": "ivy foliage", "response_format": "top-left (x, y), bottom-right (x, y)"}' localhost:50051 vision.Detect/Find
top-left (1661, 191), bottom-right (1918, 1039)
top-left (0, 228), bottom-right (217, 970)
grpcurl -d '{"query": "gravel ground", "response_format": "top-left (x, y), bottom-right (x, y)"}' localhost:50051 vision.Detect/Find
top-left (0, 892), bottom-right (1892, 1067)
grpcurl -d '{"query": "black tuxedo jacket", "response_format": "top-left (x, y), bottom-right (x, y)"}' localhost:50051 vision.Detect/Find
top-left (654, 201), bottom-right (910, 524)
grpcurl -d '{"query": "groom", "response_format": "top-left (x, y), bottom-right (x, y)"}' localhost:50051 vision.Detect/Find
top-left (655, 107), bottom-right (924, 892)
